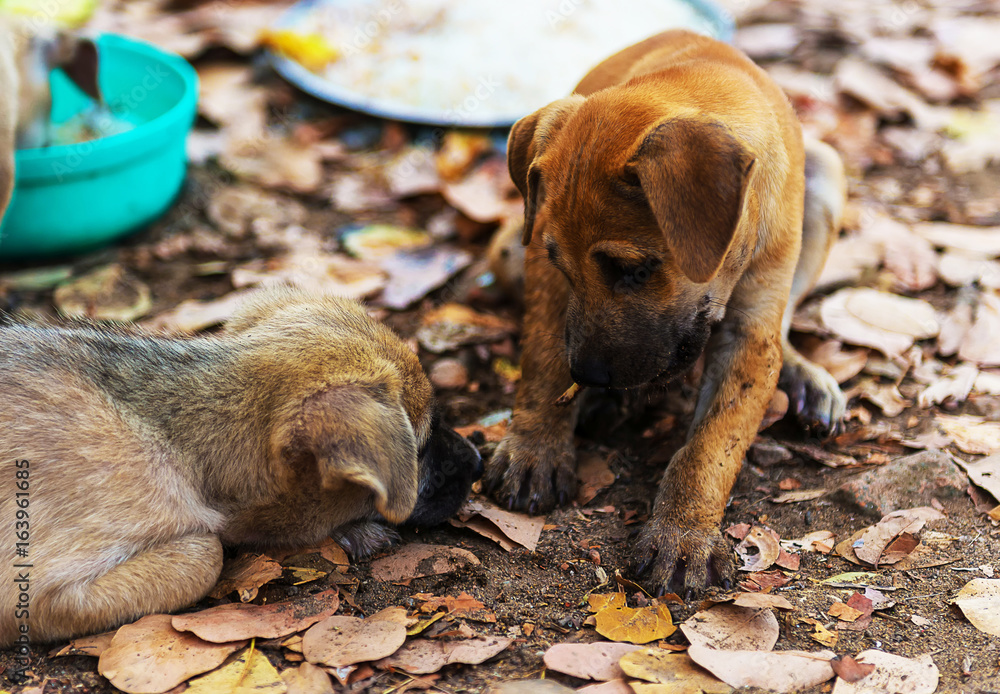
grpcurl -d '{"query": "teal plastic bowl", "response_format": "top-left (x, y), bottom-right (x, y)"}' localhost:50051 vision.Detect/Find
top-left (0, 34), bottom-right (198, 260)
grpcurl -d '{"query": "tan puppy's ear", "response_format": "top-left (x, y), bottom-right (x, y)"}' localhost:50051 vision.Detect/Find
top-left (507, 95), bottom-right (584, 245)
top-left (628, 118), bottom-right (755, 283)
top-left (290, 385), bottom-right (419, 524)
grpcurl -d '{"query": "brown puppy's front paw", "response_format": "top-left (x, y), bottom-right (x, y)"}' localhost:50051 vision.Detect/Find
top-left (484, 429), bottom-right (577, 514)
top-left (779, 357), bottom-right (846, 436)
top-left (633, 518), bottom-right (735, 597)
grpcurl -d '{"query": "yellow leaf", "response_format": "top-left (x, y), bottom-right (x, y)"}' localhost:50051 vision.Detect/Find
top-left (587, 592), bottom-right (627, 613)
top-left (186, 646), bottom-right (286, 693)
top-left (595, 604), bottom-right (675, 644)
top-left (263, 29), bottom-right (340, 71)
top-left (286, 566), bottom-right (328, 585)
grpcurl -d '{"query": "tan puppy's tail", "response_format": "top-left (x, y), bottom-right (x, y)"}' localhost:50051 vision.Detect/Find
top-left (784, 137), bottom-right (846, 328)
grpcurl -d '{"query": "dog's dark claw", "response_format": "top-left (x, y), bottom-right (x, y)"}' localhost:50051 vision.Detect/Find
top-left (635, 557), bottom-right (652, 576)
top-left (655, 585), bottom-right (667, 598)
top-left (506, 494), bottom-right (517, 511)
top-left (528, 500), bottom-right (538, 515)
top-left (557, 490), bottom-right (569, 507)
top-left (684, 587), bottom-right (695, 602)
top-left (721, 578), bottom-right (732, 591)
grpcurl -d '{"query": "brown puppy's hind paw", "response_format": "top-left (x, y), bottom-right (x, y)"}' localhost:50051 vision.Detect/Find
top-left (484, 432), bottom-right (577, 514)
top-left (633, 520), bottom-right (736, 597)
top-left (779, 355), bottom-right (846, 437)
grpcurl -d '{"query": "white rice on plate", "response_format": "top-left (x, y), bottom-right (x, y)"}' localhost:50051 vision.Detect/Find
top-left (285, 0), bottom-right (723, 122)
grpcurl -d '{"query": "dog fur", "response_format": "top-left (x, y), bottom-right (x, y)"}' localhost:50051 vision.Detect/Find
top-left (0, 286), bottom-right (480, 645)
top-left (485, 30), bottom-right (846, 592)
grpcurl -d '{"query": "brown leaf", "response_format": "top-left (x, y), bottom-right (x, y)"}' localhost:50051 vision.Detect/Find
top-left (687, 645), bottom-right (837, 693)
top-left (377, 247), bottom-right (473, 310)
top-left (98, 614), bottom-right (246, 694)
top-left (782, 531), bottom-right (836, 554)
top-left (376, 636), bottom-right (512, 675)
top-left (828, 602), bottom-right (865, 622)
top-left (820, 288), bottom-right (939, 357)
top-left (952, 452), bottom-right (1000, 502)
top-left (302, 607), bottom-right (408, 669)
top-left (831, 651), bottom-right (938, 694)
top-left (542, 642), bottom-right (645, 681)
top-left (730, 593), bottom-right (795, 611)
top-left (619, 649), bottom-right (733, 692)
top-left (854, 507), bottom-right (945, 566)
top-left (772, 488), bottom-right (828, 504)
top-left (222, 133), bottom-right (325, 194)
top-left (735, 526), bottom-right (781, 572)
top-left (209, 552), bottom-right (283, 602)
top-left (54, 265), bottom-right (152, 322)
top-left (450, 498), bottom-right (545, 552)
top-left (416, 303), bottom-right (517, 353)
top-left (143, 291), bottom-right (252, 335)
top-left (830, 655), bottom-right (875, 683)
top-left (576, 451), bottom-right (617, 505)
top-left (281, 662), bottom-right (335, 694)
top-left (936, 414), bottom-right (1000, 455)
top-left (441, 159), bottom-right (520, 223)
top-left (952, 578), bottom-right (1000, 636)
top-left (680, 605), bottom-right (779, 651)
top-left (798, 338), bottom-right (869, 384)
top-left (52, 631), bottom-right (116, 658)
top-left (959, 291), bottom-right (1000, 367)
top-left (369, 544), bottom-right (480, 582)
top-left (172, 590), bottom-right (340, 642)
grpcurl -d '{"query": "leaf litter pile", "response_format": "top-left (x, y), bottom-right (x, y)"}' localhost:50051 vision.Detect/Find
top-left (3, 0), bottom-right (1000, 692)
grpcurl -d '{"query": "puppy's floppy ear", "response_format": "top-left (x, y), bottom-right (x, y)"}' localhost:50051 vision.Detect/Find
top-left (507, 95), bottom-right (583, 245)
top-left (289, 385), bottom-right (419, 524)
top-left (628, 118), bottom-right (755, 283)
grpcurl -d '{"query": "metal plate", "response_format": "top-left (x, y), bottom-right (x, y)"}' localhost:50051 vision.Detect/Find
top-left (268, 0), bottom-right (734, 128)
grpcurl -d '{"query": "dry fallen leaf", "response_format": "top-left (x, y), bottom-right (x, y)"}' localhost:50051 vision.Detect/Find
top-left (687, 645), bottom-right (837, 693)
top-left (54, 264), bottom-right (152, 322)
top-left (52, 631), bottom-right (116, 658)
top-left (820, 288), bottom-right (939, 357)
top-left (619, 649), bottom-right (732, 693)
top-left (232, 251), bottom-right (387, 300)
top-left (450, 498), bottom-right (545, 552)
top-left (936, 414), bottom-right (1000, 455)
top-left (912, 222), bottom-right (1000, 257)
top-left (735, 526), bottom-right (785, 572)
top-left (576, 451), bottom-right (618, 505)
top-left (959, 291), bottom-right (1000, 366)
top-left (952, 578), bottom-right (1000, 636)
top-left (208, 553), bottom-right (284, 602)
top-left (98, 614), bottom-right (246, 694)
top-left (831, 651), bottom-right (938, 694)
top-left (772, 488), bottom-right (828, 504)
top-left (185, 646), bottom-right (284, 693)
top-left (782, 531), bottom-right (836, 554)
top-left (369, 544), bottom-right (480, 582)
top-left (143, 291), bottom-right (252, 335)
top-left (594, 602), bottom-right (676, 645)
top-left (377, 247), bottom-right (474, 310)
top-left (172, 590), bottom-right (340, 642)
top-left (302, 607), bottom-right (408, 669)
top-left (281, 661), bottom-right (335, 694)
top-left (731, 593), bottom-right (796, 611)
top-left (854, 507), bottom-right (945, 567)
top-left (798, 338), bottom-right (870, 384)
top-left (830, 655), bottom-right (876, 683)
top-left (375, 635), bottom-right (512, 674)
top-left (542, 642), bottom-right (645, 681)
top-left (952, 452), bottom-right (1000, 501)
top-left (680, 605), bottom-right (779, 652)
top-left (416, 303), bottom-right (517, 353)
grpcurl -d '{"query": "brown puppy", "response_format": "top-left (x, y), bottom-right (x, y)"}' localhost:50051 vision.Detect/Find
top-left (485, 30), bottom-right (846, 592)
top-left (0, 286), bottom-right (480, 646)
top-left (0, 15), bottom-right (100, 221)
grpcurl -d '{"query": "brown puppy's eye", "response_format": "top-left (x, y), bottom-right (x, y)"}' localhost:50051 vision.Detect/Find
top-left (595, 252), bottom-right (660, 292)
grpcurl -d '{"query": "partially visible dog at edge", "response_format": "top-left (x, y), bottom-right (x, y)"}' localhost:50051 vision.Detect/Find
top-left (0, 287), bottom-right (482, 646)
top-left (485, 30), bottom-right (848, 594)
top-left (0, 14), bottom-right (100, 223)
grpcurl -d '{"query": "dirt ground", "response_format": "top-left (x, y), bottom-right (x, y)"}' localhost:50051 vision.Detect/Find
top-left (3, 0), bottom-right (1000, 692)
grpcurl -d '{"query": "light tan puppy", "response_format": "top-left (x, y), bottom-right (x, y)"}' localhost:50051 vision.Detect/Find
top-left (485, 30), bottom-right (846, 593)
top-left (0, 15), bottom-right (99, 221)
top-left (0, 287), bottom-right (481, 646)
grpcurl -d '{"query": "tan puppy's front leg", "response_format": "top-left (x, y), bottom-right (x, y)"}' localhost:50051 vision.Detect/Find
top-left (31, 534), bottom-right (222, 643)
top-left (635, 291), bottom-right (784, 593)
top-left (484, 243), bottom-right (580, 513)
